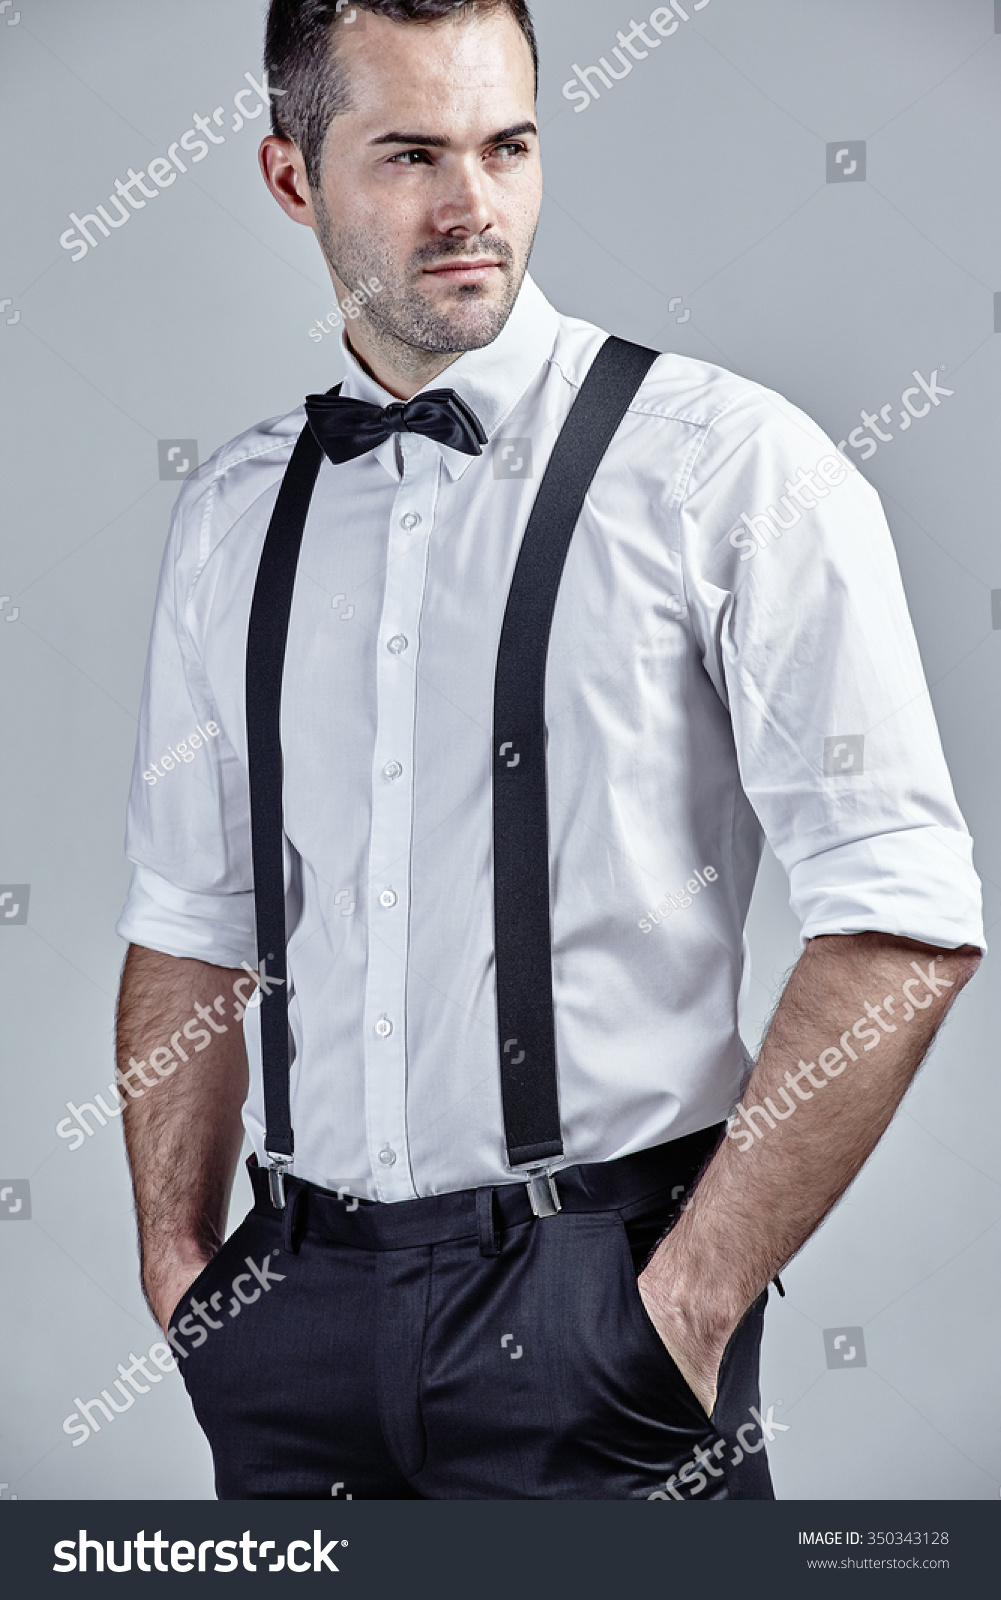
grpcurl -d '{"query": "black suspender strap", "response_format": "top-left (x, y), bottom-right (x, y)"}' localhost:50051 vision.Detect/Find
top-left (246, 420), bottom-right (325, 1207)
top-left (245, 340), bottom-right (658, 1211)
top-left (492, 336), bottom-right (659, 1209)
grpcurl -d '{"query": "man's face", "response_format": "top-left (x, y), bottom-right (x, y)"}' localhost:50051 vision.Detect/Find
top-left (309, 8), bottom-right (541, 356)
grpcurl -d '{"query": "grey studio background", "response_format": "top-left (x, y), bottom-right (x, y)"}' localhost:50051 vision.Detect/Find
top-left (0, 0), bottom-right (998, 1501)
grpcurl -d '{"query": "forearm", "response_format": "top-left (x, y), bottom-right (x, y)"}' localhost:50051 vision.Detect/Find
top-left (641, 932), bottom-right (981, 1406)
top-left (117, 943), bottom-right (249, 1327)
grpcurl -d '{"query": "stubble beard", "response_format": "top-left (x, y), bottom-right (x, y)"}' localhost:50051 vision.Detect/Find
top-left (314, 200), bottom-right (533, 362)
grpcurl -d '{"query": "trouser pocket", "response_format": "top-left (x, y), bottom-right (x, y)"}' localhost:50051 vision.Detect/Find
top-left (615, 1209), bottom-right (775, 1500)
top-left (419, 1210), bottom-right (730, 1498)
top-left (167, 1216), bottom-right (254, 1356)
top-left (167, 1211), bottom-right (286, 1393)
top-left (709, 1288), bottom-right (775, 1500)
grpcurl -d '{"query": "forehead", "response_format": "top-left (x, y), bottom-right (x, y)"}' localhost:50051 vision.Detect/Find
top-left (330, 8), bottom-right (536, 132)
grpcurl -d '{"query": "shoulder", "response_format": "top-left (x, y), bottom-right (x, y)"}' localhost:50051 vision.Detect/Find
top-left (629, 354), bottom-right (789, 439)
top-left (164, 404), bottom-right (306, 572)
top-left (548, 309), bottom-right (827, 451)
top-left (175, 405), bottom-right (306, 521)
top-left (207, 403), bottom-right (306, 483)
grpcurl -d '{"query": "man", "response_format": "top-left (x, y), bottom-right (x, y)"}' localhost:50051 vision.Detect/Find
top-left (116, 0), bottom-right (983, 1501)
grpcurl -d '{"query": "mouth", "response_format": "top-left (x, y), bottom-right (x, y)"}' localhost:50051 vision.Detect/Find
top-left (421, 259), bottom-right (505, 285)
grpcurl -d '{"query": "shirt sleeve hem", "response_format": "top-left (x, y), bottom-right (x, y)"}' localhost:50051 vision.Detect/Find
top-left (116, 864), bottom-right (257, 970)
top-left (788, 829), bottom-right (986, 955)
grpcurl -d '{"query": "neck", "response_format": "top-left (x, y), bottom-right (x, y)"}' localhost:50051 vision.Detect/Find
top-left (345, 322), bottom-right (462, 401)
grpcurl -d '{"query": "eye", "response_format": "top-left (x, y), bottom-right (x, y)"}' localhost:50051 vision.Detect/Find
top-left (387, 148), bottom-right (434, 166)
top-left (491, 142), bottom-right (528, 159)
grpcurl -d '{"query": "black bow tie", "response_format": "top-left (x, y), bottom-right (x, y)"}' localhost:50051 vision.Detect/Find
top-left (305, 387), bottom-right (487, 466)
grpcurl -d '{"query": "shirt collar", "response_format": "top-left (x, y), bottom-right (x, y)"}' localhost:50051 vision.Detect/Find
top-left (337, 273), bottom-right (559, 481)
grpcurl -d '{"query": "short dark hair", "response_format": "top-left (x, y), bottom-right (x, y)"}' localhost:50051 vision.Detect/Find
top-left (265, 1), bottom-right (539, 186)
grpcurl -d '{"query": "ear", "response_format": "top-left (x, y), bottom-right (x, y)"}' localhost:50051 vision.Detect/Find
top-left (259, 136), bottom-right (317, 228)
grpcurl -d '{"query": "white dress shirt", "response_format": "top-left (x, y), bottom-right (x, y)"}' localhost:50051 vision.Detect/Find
top-left (117, 275), bottom-right (984, 1202)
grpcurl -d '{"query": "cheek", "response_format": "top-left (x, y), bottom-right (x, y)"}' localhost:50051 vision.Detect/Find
top-left (497, 171), bottom-right (543, 238)
top-left (353, 186), bottom-right (430, 253)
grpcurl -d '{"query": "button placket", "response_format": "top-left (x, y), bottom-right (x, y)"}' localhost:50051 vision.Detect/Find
top-left (362, 437), bottom-right (440, 1200)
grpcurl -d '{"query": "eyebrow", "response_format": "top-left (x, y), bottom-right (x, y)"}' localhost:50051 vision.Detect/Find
top-left (369, 121), bottom-right (538, 149)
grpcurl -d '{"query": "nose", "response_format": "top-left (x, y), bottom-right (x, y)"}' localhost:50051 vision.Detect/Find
top-left (433, 154), bottom-right (495, 239)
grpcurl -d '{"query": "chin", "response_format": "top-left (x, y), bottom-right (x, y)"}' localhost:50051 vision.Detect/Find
top-left (432, 292), bottom-right (511, 337)
top-left (433, 317), bottom-right (508, 353)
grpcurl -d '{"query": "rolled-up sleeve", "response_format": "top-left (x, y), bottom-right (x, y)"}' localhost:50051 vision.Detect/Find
top-left (116, 463), bottom-right (257, 968)
top-left (680, 384), bottom-right (985, 953)
top-left (117, 864), bottom-right (256, 967)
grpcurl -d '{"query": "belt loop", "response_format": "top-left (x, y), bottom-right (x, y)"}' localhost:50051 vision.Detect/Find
top-left (476, 1186), bottom-right (501, 1258)
top-left (281, 1179), bottom-right (308, 1255)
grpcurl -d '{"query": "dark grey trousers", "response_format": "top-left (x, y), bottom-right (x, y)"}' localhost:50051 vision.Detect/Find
top-left (169, 1132), bottom-right (774, 1501)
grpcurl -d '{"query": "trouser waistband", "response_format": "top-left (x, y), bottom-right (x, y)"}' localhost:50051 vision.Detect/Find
top-left (249, 1124), bottom-right (725, 1255)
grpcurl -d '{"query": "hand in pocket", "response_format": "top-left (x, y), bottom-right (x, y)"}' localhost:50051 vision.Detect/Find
top-left (151, 1254), bottom-right (215, 1336)
top-left (636, 1265), bottom-right (727, 1420)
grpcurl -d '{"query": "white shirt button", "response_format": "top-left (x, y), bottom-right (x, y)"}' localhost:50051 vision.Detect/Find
top-left (379, 1145), bottom-right (397, 1166)
top-left (400, 512), bottom-right (422, 531)
top-left (375, 1015), bottom-right (393, 1038)
top-left (387, 634), bottom-right (409, 655)
top-left (379, 889), bottom-right (397, 909)
top-left (383, 761), bottom-right (403, 781)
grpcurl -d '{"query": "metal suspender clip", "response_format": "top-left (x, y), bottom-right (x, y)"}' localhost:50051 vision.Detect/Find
top-left (520, 1165), bottom-right (562, 1219)
top-left (266, 1152), bottom-right (293, 1210)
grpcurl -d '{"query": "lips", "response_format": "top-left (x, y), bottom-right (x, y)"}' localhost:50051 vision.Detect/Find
top-left (423, 259), bottom-right (503, 281)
